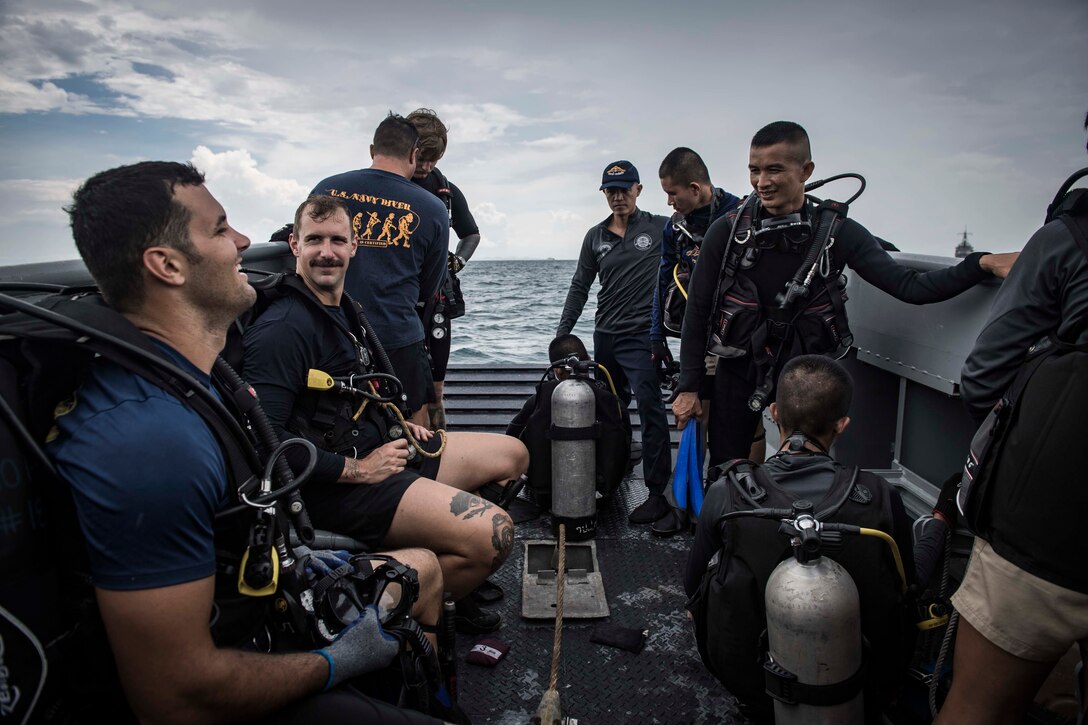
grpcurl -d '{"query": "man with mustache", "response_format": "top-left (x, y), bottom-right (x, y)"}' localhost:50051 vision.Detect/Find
top-left (243, 194), bottom-right (529, 635)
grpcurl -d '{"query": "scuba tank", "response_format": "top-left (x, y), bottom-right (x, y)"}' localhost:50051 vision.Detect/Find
top-left (550, 359), bottom-right (597, 541)
top-left (764, 502), bottom-right (864, 724)
top-left (715, 495), bottom-right (909, 723)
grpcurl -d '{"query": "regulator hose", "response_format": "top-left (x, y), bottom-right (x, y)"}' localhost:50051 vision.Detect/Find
top-left (215, 357), bottom-right (315, 545)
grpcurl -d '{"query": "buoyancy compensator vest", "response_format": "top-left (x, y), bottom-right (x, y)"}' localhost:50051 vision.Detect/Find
top-left (662, 190), bottom-right (735, 337)
top-left (706, 175), bottom-right (864, 411)
top-left (958, 168), bottom-right (1088, 593)
top-left (688, 451), bottom-right (914, 721)
top-left (238, 272), bottom-right (409, 456)
top-left (419, 169), bottom-right (465, 321)
top-left (0, 289), bottom-right (283, 723)
top-left (505, 365), bottom-right (631, 509)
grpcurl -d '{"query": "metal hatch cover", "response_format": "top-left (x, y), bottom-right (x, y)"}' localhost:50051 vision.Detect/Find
top-left (521, 539), bottom-right (610, 619)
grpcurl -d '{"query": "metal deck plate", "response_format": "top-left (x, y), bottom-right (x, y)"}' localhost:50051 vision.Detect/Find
top-left (521, 539), bottom-right (610, 619)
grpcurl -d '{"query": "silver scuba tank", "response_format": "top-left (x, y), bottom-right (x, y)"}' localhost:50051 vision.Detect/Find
top-left (550, 376), bottom-right (597, 541)
top-left (764, 514), bottom-right (865, 724)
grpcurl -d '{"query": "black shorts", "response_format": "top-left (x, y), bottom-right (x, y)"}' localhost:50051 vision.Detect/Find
top-left (302, 436), bottom-right (443, 550)
top-left (386, 340), bottom-right (436, 412)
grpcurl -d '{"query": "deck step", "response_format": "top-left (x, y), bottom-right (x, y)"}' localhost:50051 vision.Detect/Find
top-left (442, 364), bottom-right (681, 447)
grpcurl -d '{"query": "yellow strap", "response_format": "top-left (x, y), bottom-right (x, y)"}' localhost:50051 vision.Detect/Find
top-left (672, 263), bottom-right (688, 300)
top-left (858, 527), bottom-right (908, 594)
top-left (593, 363), bottom-right (624, 419)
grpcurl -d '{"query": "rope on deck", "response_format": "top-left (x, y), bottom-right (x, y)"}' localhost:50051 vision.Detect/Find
top-left (532, 523), bottom-right (566, 725)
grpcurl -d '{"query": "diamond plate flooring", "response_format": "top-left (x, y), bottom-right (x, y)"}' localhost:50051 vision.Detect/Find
top-left (451, 477), bottom-right (745, 725)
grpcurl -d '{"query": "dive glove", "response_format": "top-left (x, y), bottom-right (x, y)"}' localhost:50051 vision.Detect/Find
top-left (651, 340), bottom-right (676, 386)
top-left (315, 604), bottom-right (400, 690)
top-left (448, 252), bottom-right (465, 274)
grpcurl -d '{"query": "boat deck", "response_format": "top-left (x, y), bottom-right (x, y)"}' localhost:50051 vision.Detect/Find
top-left (445, 364), bottom-right (744, 724)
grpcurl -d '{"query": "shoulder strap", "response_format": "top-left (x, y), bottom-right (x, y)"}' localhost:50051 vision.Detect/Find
top-left (778, 198), bottom-right (849, 310)
top-left (722, 459), bottom-right (767, 508)
top-left (0, 292), bottom-right (261, 492)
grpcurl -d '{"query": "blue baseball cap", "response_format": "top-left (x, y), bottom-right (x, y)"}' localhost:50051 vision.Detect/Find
top-left (600, 160), bottom-right (640, 190)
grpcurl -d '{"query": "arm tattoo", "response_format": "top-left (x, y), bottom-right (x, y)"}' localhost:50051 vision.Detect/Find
top-left (449, 491), bottom-right (494, 520)
top-left (490, 512), bottom-right (514, 573)
top-left (343, 457), bottom-right (361, 482)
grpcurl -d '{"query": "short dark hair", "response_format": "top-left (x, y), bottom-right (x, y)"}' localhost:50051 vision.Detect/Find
top-left (549, 334), bottom-right (588, 364)
top-left (293, 194), bottom-right (350, 233)
top-left (659, 147), bottom-right (711, 185)
top-left (66, 161), bottom-right (205, 312)
top-left (406, 108), bottom-right (449, 163)
top-left (775, 355), bottom-right (852, 438)
top-left (751, 121), bottom-right (811, 165)
top-left (373, 112), bottom-right (420, 160)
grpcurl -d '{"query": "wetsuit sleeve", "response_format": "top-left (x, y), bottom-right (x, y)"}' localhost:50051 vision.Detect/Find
top-left (557, 229), bottom-right (599, 337)
top-left (242, 313), bottom-right (345, 483)
top-left (448, 182), bottom-right (480, 239)
top-left (651, 220), bottom-right (678, 343)
top-left (677, 215), bottom-right (730, 391)
top-left (684, 479), bottom-right (729, 597)
top-left (960, 221), bottom-right (1080, 423)
top-left (505, 393), bottom-right (538, 438)
top-left (840, 219), bottom-right (991, 304)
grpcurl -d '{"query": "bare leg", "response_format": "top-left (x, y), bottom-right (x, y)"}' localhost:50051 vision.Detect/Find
top-left (370, 547), bottom-right (442, 650)
top-left (435, 432), bottom-right (529, 493)
top-left (383, 478), bottom-right (514, 600)
top-left (935, 617), bottom-right (1058, 725)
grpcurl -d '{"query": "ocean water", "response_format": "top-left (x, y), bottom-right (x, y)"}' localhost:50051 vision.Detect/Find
top-left (448, 260), bottom-right (600, 365)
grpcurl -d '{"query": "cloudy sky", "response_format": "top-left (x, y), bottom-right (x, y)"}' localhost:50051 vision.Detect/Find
top-left (1, 0), bottom-right (1085, 266)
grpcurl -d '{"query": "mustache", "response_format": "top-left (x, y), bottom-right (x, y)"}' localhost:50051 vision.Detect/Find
top-left (309, 258), bottom-right (344, 268)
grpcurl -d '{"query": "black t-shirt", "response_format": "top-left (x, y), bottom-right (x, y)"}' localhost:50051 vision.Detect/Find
top-left (243, 294), bottom-right (382, 484)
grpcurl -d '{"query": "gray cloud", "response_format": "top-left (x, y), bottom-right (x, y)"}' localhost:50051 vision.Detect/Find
top-left (1, 0), bottom-right (1086, 264)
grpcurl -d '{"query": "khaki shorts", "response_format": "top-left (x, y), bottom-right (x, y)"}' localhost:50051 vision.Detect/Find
top-left (952, 537), bottom-right (1088, 662)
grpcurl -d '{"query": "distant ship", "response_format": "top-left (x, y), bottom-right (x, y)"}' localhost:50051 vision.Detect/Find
top-left (955, 227), bottom-right (975, 258)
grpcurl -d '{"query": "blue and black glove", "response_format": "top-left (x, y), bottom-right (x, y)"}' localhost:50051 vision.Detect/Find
top-left (315, 604), bottom-right (400, 690)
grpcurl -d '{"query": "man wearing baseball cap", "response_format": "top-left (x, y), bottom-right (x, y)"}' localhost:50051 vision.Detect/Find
top-left (557, 161), bottom-right (676, 532)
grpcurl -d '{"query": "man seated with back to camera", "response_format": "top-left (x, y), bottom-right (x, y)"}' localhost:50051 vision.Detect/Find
top-left (505, 334), bottom-right (631, 512)
top-left (506, 334), bottom-right (591, 436)
top-left (243, 194), bottom-right (528, 635)
top-left (48, 161), bottom-right (448, 723)
top-left (685, 355), bottom-right (916, 722)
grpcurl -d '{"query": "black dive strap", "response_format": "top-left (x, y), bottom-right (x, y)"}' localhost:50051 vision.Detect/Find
top-left (776, 198), bottom-right (848, 310)
top-left (764, 656), bottom-right (865, 706)
top-left (0, 292), bottom-right (261, 491)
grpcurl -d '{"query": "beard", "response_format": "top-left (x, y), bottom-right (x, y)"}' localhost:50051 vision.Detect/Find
top-left (186, 252), bottom-right (257, 331)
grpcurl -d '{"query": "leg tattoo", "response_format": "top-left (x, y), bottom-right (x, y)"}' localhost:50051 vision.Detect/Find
top-left (450, 490), bottom-right (494, 520)
top-left (490, 513), bottom-right (514, 573)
